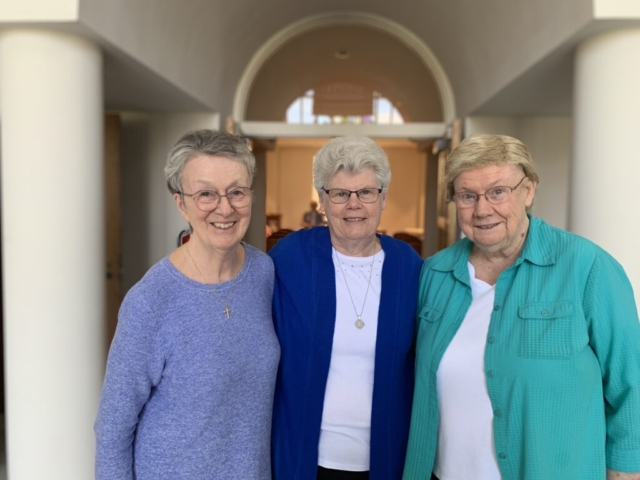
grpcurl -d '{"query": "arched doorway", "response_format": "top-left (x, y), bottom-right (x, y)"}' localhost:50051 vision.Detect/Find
top-left (234, 11), bottom-right (455, 123)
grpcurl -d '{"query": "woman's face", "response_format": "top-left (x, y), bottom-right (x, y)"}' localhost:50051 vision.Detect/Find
top-left (174, 154), bottom-right (252, 253)
top-left (453, 163), bottom-right (536, 257)
top-left (321, 168), bottom-right (387, 250)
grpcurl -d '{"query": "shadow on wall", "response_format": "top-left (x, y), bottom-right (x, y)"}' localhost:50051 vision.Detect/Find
top-left (120, 115), bottom-right (151, 294)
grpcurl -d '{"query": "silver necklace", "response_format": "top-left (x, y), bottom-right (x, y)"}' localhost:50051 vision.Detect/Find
top-left (334, 249), bottom-right (376, 329)
top-left (185, 245), bottom-right (240, 320)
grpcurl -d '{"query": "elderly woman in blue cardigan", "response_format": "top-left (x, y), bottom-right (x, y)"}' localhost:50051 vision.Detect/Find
top-left (403, 134), bottom-right (640, 480)
top-left (270, 136), bottom-right (422, 480)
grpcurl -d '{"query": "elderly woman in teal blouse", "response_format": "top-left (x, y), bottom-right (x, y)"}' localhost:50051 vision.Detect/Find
top-left (403, 134), bottom-right (640, 480)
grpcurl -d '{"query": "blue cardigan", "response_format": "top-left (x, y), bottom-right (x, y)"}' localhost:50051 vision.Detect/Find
top-left (269, 227), bottom-right (422, 480)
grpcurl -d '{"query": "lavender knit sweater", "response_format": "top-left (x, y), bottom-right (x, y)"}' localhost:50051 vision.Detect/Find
top-left (95, 244), bottom-right (280, 480)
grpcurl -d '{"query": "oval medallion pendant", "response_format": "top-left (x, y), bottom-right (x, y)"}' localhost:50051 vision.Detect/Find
top-left (355, 317), bottom-right (365, 329)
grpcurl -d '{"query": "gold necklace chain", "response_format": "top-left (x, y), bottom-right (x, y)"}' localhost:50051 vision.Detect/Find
top-left (334, 249), bottom-right (376, 329)
top-left (185, 245), bottom-right (240, 320)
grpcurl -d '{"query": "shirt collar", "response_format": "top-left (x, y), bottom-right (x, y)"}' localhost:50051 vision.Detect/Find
top-left (429, 237), bottom-right (473, 285)
top-left (516, 215), bottom-right (556, 267)
top-left (429, 215), bottom-right (556, 274)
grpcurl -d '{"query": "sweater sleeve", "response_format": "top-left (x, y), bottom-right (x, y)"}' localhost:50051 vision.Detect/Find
top-left (94, 290), bottom-right (165, 479)
top-left (584, 251), bottom-right (640, 472)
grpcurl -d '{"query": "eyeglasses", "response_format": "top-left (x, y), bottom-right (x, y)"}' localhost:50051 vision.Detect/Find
top-left (181, 187), bottom-right (253, 211)
top-left (322, 187), bottom-right (383, 204)
top-left (451, 176), bottom-right (527, 208)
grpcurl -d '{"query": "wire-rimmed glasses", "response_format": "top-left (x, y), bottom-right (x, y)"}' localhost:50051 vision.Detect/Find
top-left (181, 187), bottom-right (253, 211)
top-left (450, 176), bottom-right (527, 208)
top-left (322, 187), bottom-right (383, 204)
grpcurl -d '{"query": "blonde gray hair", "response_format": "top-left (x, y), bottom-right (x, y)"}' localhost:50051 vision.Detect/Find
top-left (445, 133), bottom-right (539, 199)
top-left (313, 136), bottom-right (391, 195)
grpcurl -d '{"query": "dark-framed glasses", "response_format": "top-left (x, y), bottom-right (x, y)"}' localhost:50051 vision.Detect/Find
top-left (322, 187), bottom-right (383, 204)
top-left (451, 176), bottom-right (527, 208)
top-left (181, 187), bottom-right (253, 211)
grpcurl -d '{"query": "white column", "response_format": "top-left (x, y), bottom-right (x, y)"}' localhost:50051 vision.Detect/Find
top-left (0, 29), bottom-right (103, 479)
top-left (572, 28), bottom-right (640, 300)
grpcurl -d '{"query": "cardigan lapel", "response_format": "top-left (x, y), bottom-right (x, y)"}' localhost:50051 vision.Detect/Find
top-left (369, 235), bottom-right (401, 479)
top-left (299, 228), bottom-right (338, 476)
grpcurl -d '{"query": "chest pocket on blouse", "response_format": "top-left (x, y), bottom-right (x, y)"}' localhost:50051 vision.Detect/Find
top-left (517, 302), bottom-right (580, 359)
top-left (416, 305), bottom-right (442, 354)
top-left (419, 305), bottom-right (442, 323)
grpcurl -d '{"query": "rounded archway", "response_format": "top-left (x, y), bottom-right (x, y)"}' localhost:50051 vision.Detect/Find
top-left (233, 11), bottom-right (455, 124)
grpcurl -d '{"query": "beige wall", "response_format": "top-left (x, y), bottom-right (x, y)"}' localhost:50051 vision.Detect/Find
top-left (0, 0), bottom-right (77, 20)
top-left (594, 0), bottom-right (640, 18)
top-left (266, 138), bottom-right (425, 236)
top-left (380, 143), bottom-right (426, 235)
top-left (266, 140), bottom-right (317, 230)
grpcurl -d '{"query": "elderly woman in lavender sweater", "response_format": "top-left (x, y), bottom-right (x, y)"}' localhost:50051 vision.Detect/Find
top-left (94, 130), bottom-right (280, 480)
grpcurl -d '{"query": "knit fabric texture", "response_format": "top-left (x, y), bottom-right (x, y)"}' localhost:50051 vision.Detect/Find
top-left (269, 227), bottom-right (423, 480)
top-left (95, 243), bottom-right (280, 480)
top-left (403, 216), bottom-right (640, 480)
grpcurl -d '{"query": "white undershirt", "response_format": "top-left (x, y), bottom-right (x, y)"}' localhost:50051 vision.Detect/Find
top-left (318, 248), bottom-right (384, 471)
top-left (433, 262), bottom-right (501, 480)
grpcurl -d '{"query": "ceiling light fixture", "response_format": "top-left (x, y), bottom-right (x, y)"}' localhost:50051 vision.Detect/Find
top-left (334, 50), bottom-right (351, 60)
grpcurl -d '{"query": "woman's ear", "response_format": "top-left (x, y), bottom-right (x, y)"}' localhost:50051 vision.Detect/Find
top-left (174, 193), bottom-right (190, 223)
top-left (524, 181), bottom-right (537, 209)
top-left (318, 196), bottom-right (326, 215)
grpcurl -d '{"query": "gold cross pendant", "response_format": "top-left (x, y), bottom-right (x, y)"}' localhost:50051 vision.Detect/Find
top-left (223, 305), bottom-right (231, 320)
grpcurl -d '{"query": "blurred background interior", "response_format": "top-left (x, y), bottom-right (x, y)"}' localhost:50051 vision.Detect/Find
top-left (1, 1), bottom-right (639, 478)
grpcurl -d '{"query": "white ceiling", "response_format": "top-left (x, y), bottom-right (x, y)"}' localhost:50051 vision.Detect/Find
top-left (66, 0), bottom-right (640, 117)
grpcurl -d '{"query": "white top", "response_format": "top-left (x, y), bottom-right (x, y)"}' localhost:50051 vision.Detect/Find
top-left (317, 248), bottom-right (385, 471)
top-left (433, 262), bottom-right (501, 480)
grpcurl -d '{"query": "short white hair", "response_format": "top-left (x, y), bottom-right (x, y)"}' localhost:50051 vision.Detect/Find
top-left (313, 136), bottom-right (391, 196)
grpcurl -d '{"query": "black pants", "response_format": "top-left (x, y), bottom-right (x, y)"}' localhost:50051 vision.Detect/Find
top-left (316, 466), bottom-right (369, 480)
top-left (315, 466), bottom-right (436, 480)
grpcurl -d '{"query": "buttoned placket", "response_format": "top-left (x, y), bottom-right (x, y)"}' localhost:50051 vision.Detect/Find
top-left (484, 265), bottom-right (519, 480)
top-left (426, 270), bottom-right (473, 465)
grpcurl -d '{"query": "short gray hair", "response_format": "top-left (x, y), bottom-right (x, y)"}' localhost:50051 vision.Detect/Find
top-left (313, 136), bottom-right (391, 195)
top-left (445, 133), bottom-right (539, 199)
top-left (165, 129), bottom-right (256, 194)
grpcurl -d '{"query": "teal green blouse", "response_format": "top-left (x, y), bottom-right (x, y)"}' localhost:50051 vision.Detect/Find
top-left (403, 216), bottom-right (640, 480)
